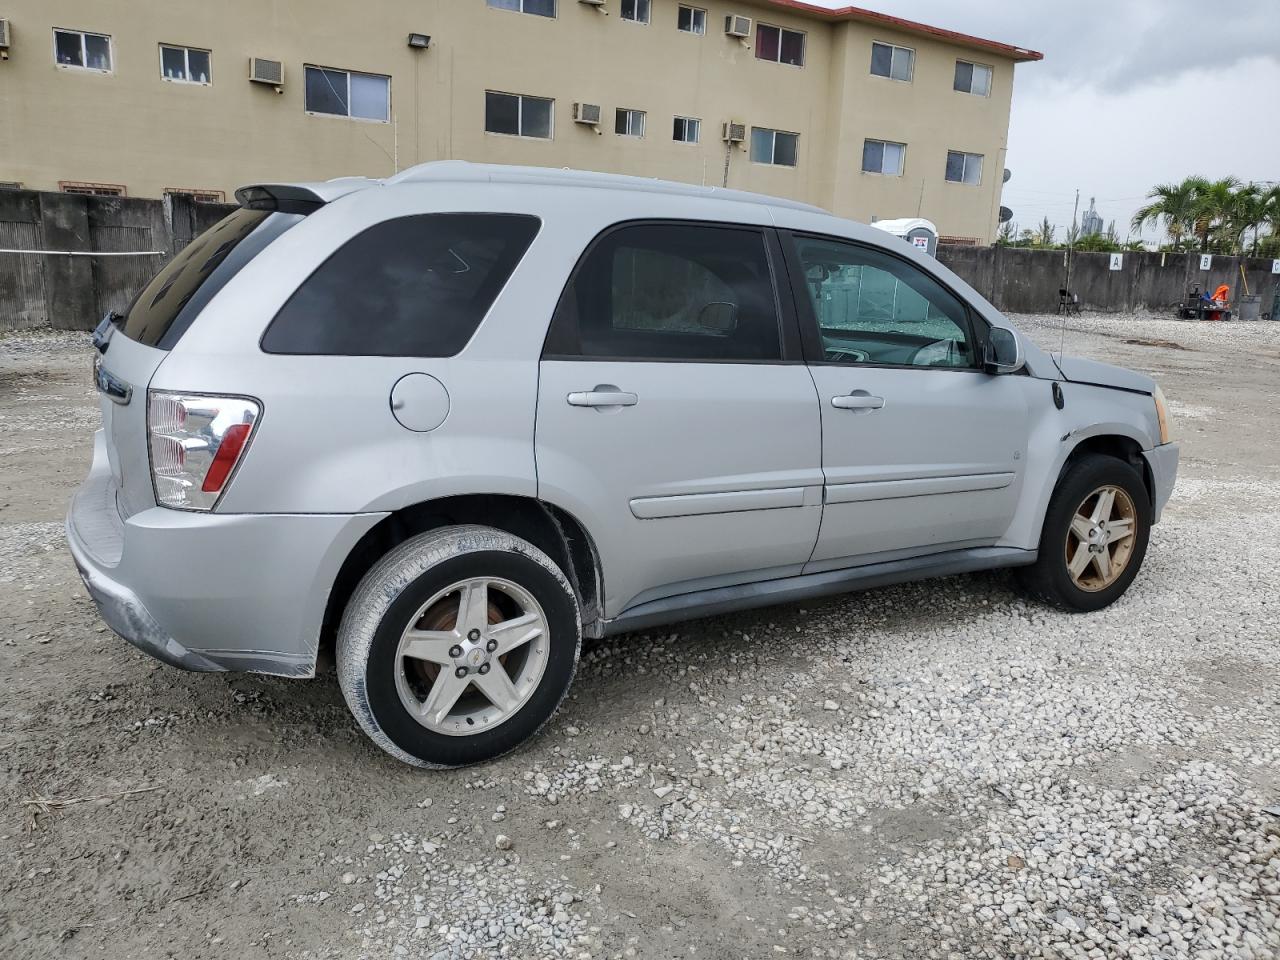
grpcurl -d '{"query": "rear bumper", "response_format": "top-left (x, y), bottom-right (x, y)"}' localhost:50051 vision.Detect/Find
top-left (1143, 442), bottom-right (1180, 524)
top-left (67, 431), bottom-right (387, 677)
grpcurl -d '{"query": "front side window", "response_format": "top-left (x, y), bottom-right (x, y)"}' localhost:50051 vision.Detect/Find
top-left (677, 5), bottom-right (706, 34)
top-left (870, 41), bottom-right (913, 82)
top-left (861, 139), bottom-right (905, 176)
top-left (54, 29), bottom-right (112, 72)
top-left (615, 108), bottom-right (646, 137)
top-left (160, 45), bottom-right (212, 84)
top-left (621, 0), bottom-right (651, 24)
top-left (792, 235), bottom-right (974, 369)
top-left (304, 66), bottom-right (390, 122)
top-left (547, 223), bottom-right (783, 362)
top-left (750, 127), bottom-right (799, 167)
top-left (945, 150), bottom-right (984, 185)
top-left (486, 0), bottom-right (556, 17)
top-left (673, 116), bottom-right (700, 143)
top-left (756, 24), bottom-right (805, 66)
top-left (263, 214), bottom-right (541, 357)
top-left (485, 91), bottom-right (554, 138)
top-left (954, 60), bottom-right (993, 96)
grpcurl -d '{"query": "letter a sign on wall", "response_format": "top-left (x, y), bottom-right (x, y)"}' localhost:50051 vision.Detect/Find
top-left (1109, 254), bottom-right (1123, 271)
top-left (1273, 259), bottom-right (1280, 275)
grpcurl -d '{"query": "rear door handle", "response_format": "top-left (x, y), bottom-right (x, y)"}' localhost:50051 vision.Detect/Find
top-left (567, 388), bottom-right (638, 408)
top-left (831, 393), bottom-right (885, 411)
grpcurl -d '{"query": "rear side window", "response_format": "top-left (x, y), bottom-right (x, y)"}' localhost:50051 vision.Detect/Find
top-left (122, 208), bottom-right (300, 348)
top-left (545, 222), bottom-right (782, 361)
top-left (261, 214), bottom-right (540, 356)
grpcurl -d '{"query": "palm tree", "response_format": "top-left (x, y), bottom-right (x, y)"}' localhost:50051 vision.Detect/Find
top-left (1191, 176), bottom-right (1242, 252)
top-left (1131, 177), bottom-right (1207, 248)
top-left (1224, 184), bottom-right (1266, 255)
top-left (1033, 217), bottom-right (1057, 247)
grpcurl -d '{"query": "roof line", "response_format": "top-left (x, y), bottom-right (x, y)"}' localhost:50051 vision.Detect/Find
top-left (762, 1), bottom-right (1044, 62)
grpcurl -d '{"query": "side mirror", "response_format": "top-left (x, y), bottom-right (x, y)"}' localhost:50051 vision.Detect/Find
top-left (984, 326), bottom-right (1025, 374)
top-left (697, 301), bottom-right (738, 336)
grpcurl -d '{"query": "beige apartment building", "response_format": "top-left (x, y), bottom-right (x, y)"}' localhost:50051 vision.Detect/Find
top-left (0, 0), bottom-right (1040, 243)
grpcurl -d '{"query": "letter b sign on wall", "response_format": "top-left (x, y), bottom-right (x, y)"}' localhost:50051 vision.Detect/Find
top-left (1200, 254), bottom-right (1213, 271)
top-left (1272, 259), bottom-right (1280, 275)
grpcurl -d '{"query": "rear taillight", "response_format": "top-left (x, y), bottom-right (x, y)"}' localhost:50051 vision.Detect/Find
top-left (147, 391), bottom-right (261, 511)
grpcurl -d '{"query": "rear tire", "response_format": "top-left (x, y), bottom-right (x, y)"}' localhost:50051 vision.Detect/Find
top-left (1016, 454), bottom-right (1152, 612)
top-left (337, 525), bottom-right (581, 768)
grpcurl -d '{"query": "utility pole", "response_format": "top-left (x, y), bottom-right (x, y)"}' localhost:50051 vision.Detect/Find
top-left (1065, 189), bottom-right (1080, 292)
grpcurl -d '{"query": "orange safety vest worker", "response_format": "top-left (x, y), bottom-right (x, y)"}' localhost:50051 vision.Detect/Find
top-left (1213, 284), bottom-right (1231, 303)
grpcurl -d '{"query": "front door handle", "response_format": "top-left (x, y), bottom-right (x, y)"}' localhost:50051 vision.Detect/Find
top-left (567, 386), bottom-right (638, 408)
top-left (831, 393), bottom-right (885, 411)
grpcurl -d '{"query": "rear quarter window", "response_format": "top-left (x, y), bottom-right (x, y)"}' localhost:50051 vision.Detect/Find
top-left (260, 213), bottom-right (541, 357)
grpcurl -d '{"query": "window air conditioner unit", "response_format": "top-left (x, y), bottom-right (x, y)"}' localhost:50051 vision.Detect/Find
top-left (0, 19), bottom-right (11, 51)
top-left (249, 57), bottom-right (284, 87)
top-left (722, 122), bottom-right (746, 143)
top-left (725, 15), bottom-right (752, 38)
top-left (573, 103), bottom-right (602, 125)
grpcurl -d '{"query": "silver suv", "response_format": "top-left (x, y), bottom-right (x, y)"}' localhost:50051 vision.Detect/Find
top-left (69, 162), bottom-right (1179, 767)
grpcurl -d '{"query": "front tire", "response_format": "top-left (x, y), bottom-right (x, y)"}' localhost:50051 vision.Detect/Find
top-left (337, 525), bottom-right (581, 768)
top-left (1016, 454), bottom-right (1152, 612)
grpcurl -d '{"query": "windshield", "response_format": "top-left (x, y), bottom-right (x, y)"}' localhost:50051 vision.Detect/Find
top-left (121, 209), bottom-right (302, 348)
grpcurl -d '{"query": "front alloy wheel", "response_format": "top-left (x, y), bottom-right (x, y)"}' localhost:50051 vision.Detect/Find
top-left (1065, 485), bottom-right (1138, 592)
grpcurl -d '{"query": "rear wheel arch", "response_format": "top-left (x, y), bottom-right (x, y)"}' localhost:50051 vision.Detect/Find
top-left (320, 495), bottom-right (603, 665)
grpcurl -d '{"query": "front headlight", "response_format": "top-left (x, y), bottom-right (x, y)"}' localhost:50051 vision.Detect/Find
top-left (1153, 385), bottom-right (1172, 445)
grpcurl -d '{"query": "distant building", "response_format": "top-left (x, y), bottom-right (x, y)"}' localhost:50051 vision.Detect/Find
top-left (0, 1), bottom-right (1041, 243)
top-left (1081, 197), bottom-right (1105, 237)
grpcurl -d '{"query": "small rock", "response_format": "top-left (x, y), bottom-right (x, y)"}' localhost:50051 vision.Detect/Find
top-left (495, 834), bottom-right (513, 851)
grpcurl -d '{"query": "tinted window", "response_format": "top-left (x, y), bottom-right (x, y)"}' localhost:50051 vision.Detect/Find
top-left (262, 214), bottom-right (540, 357)
top-left (547, 223), bottom-right (782, 362)
top-left (122, 209), bottom-right (301, 349)
top-left (792, 236), bottom-right (974, 368)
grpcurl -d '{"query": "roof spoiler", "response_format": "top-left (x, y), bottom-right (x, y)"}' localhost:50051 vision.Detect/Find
top-left (234, 176), bottom-right (377, 214)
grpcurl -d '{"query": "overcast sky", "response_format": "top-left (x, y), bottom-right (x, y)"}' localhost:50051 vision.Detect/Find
top-left (809, 0), bottom-right (1280, 242)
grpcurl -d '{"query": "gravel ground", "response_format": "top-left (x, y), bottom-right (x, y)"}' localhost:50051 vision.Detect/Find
top-left (1, 314), bottom-right (1278, 960)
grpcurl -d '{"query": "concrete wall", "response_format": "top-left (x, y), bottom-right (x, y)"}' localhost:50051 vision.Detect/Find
top-left (938, 245), bottom-right (1280, 316)
top-left (0, 0), bottom-right (1034, 243)
top-left (0, 190), bottom-right (235, 331)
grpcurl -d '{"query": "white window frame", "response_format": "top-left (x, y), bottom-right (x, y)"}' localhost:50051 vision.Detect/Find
top-left (954, 59), bottom-right (993, 97)
top-left (673, 116), bottom-right (701, 144)
top-left (304, 66), bottom-right (392, 123)
top-left (677, 5), bottom-right (706, 35)
top-left (621, 0), bottom-right (651, 25)
top-left (616, 108), bottom-right (646, 138)
top-left (159, 44), bottom-right (212, 85)
top-left (485, 91), bottom-right (555, 140)
top-left (861, 139), bottom-right (906, 176)
top-left (755, 23), bottom-right (806, 67)
top-left (945, 150), bottom-right (984, 186)
top-left (53, 28), bottom-right (113, 73)
top-left (750, 127), bottom-right (799, 167)
top-left (486, 0), bottom-right (557, 17)
top-left (870, 41), bottom-right (914, 82)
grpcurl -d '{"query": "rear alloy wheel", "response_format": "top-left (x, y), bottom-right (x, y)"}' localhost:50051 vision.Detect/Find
top-left (338, 526), bottom-right (581, 768)
top-left (1016, 454), bottom-right (1151, 612)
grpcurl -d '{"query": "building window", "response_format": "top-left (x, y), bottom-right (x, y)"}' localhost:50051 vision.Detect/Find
top-left (945, 150), bottom-right (984, 185)
top-left (621, 0), bottom-right (651, 24)
top-left (59, 181), bottom-right (126, 197)
top-left (486, 0), bottom-right (556, 17)
top-left (677, 5), bottom-right (706, 34)
top-left (756, 24), bottom-right (805, 66)
top-left (870, 41), bottom-right (913, 82)
top-left (861, 139), bottom-right (906, 176)
top-left (616, 108), bottom-right (646, 137)
top-left (53, 29), bottom-right (112, 72)
top-left (165, 188), bottom-right (226, 204)
top-left (750, 128), bottom-right (798, 167)
top-left (673, 116), bottom-right (700, 144)
top-left (304, 66), bottom-right (391, 122)
top-left (160, 45), bottom-right (212, 84)
top-left (486, 91), bottom-right (554, 138)
top-left (0, 182), bottom-right (24, 191)
top-left (954, 60), bottom-right (993, 96)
